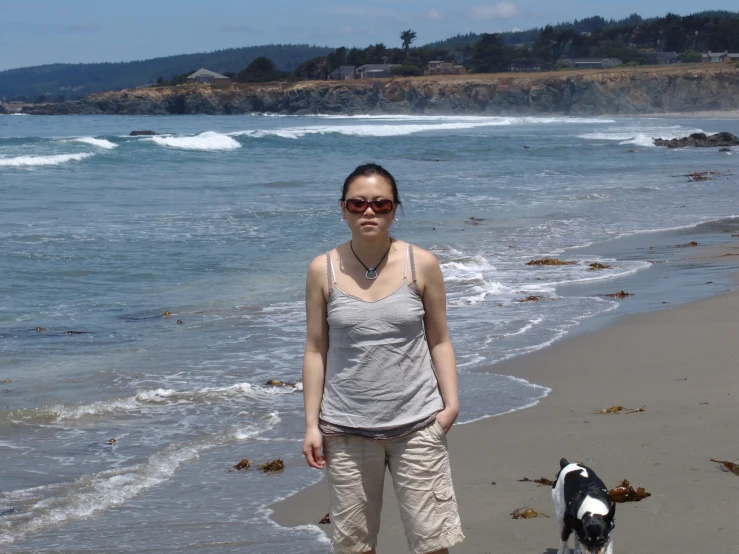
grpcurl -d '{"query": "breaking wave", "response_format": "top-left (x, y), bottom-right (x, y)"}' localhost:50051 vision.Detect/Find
top-left (72, 137), bottom-right (117, 149)
top-left (150, 131), bottom-right (241, 151)
top-left (11, 382), bottom-right (299, 424)
top-left (0, 153), bottom-right (94, 167)
top-left (232, 116), bottom-right (616, 140)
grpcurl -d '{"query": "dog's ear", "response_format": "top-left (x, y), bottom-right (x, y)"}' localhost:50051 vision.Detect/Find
top-left (560, 458), bottom-right (569, 469)
top-left (564, 514), bottom-right (582, 531)
top-left (604, 501), bottom-right (616, 531)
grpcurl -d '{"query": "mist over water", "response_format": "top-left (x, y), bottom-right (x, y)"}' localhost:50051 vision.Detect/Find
top-left (1, 113), bottom-right (738, 551)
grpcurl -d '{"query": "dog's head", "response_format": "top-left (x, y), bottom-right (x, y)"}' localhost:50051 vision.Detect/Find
top-left (565, 502), bottom-right (615, 554)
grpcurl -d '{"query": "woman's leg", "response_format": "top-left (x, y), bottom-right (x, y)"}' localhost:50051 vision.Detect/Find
top-left (386, 422), bottom-right (464, 553)
top-left (324, 435), bottom-right (387, 554)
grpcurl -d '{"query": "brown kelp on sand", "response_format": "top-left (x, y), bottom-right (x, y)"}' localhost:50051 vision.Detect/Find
top-left (710, 458), bottom-right (739, 476)
top-left (599, 405), bottom-right (646, 415)
top-left (510, 508), bottom-right (550, 519)
top-left (517, 476), bottom-right (554, 486)
top-left (608, 479), bottom-right (651, 502)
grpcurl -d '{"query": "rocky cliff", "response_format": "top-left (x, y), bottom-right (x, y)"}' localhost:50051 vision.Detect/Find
top-left (21, 65), bottom-right (739, 117)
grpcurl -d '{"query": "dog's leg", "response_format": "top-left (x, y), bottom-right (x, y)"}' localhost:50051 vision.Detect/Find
top-left (604, 537), bottom-right (614, 554)
top-left (557, 524), bottom-right (571, 554)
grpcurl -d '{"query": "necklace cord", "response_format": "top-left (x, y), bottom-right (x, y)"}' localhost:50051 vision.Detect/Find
top-left (350, 240), bottom-right (393, 280)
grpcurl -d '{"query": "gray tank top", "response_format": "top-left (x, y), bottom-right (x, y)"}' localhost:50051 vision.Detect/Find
top-left (319, 244), bottom-right (444, 431)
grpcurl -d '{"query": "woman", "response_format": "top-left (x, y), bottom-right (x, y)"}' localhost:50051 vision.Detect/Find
top-left (302, 164), bottom-right (464, 554)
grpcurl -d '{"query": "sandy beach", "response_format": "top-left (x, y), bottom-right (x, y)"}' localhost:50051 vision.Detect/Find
top-left (271, 245), bottom-right (739, 553)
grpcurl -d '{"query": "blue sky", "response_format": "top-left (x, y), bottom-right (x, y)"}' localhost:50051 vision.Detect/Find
top-left (1, 1), bottom-right (737, 70)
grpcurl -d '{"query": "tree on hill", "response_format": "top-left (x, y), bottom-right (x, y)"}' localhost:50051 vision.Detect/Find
top-left (471, 33), bottom-right (513, 73)
top-left (237, 57), bottom-right (284, 82)
top-left (291, 57), bottom-right (329, 80)
top-left (590, 41), bottom-right (642, 64)
top-left (400, 29), bottom-right (417, 51)
top-left (678, 50), bottom-right (702, 63)
top-left (390, 65), bottom-right (421, 77)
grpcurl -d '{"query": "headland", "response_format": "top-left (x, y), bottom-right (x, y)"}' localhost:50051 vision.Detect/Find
top-left (18, 64), bottom-right (739, 117)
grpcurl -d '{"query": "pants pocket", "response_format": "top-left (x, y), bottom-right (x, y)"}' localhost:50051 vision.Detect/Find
top-left (433, 483), bottom-right (462, 532)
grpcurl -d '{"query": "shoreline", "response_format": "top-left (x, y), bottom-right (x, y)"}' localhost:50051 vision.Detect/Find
top-left (269, 240), bottom-right (739, 553)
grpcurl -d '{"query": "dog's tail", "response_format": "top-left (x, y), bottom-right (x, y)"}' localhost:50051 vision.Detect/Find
top-left (560, 458), bottom-right (569, 469)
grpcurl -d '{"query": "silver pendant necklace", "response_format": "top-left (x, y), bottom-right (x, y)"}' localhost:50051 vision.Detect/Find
top-left (350, 240), bottom-right (392, 280)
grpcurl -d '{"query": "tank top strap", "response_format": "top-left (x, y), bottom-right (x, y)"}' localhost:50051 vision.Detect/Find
top-left (408, 244), bottom-right (418, 286)
top-left (403, 243), bottom-right (409, 283)
top-left (325, 252), bottom-right (337, 296)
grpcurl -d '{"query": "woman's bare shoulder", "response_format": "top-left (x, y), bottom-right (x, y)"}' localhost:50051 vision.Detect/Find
top-left (409, 244), bottom-right (441, 271)
top-left (307, 244), bottom-right (346, 277)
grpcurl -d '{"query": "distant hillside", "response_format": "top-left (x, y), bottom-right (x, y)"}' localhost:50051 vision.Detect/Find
top-left (424, 9), bottom-right (739, 48)
top-left (0, 44), bottom-right (333, 100)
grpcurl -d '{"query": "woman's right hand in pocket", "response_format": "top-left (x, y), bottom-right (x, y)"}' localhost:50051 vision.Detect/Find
top-left (302, 426), bottom-right (325, 469)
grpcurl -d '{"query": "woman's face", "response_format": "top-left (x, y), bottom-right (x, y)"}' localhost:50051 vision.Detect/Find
top-left (341, 175), bottom-right (397, 239)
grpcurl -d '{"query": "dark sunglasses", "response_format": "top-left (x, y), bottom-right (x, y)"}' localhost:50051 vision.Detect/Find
top-left (343, 198), bottom-right (395, 215)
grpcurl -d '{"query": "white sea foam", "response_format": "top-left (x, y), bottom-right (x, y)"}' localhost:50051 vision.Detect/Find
top-left (618, 133), bottom-right (661, 147)
top-left (15, 382), bottom-right (297, 423)
top-left (313, 114), bottom-right (615, 124)
top-left (150, 131), bottom-right (241, 150)
top-left (232, 122), bottom-right (507, 139)
top-left (0, 153), bottom-right (93, 167)
top-left (72, 137), bottom-right (117, 149)
top-left (0, 414), bottom-right (280, 545)
top-left (578, 126), bottom-right (705, 147)
top-left (230, 115), bottom-right (618, 140)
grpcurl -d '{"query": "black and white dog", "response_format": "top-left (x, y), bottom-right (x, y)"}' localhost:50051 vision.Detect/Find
top-left (552, 458), bottom-right (616, 554)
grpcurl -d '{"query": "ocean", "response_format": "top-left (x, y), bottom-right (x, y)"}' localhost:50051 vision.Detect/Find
top-left (1, 113), bottom-right (737, 552)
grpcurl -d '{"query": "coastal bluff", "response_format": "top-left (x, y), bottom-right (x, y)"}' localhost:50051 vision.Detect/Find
top-left (22, 65), bottom-right (739, 116)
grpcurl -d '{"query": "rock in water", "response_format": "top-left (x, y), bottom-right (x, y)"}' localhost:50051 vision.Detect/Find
top-left (130, 130), bottom-right (158, 136)
top-left (653, 132), bottom-right (739, 148)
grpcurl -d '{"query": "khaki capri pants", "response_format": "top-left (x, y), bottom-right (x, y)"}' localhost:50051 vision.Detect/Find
top-left (324, 421), bottom-right (464, 554)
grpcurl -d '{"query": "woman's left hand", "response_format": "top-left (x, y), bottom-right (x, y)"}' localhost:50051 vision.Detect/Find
top-left (435, 407), bottom-right (459, 434)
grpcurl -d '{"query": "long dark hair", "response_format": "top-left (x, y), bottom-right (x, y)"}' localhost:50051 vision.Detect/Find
top-left (341, 163), bottom-right (402, 205)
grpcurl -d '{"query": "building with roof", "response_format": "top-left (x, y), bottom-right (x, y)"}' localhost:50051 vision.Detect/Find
top-left (426, 61), bottom-right (467, 75)
top-left (186, 69), bottom-right (232, 85)
top-left (355, 64), bottom-right (400, 79)
top-left (702, 51), bottom-right (739, 63)
top-left (328, 66), bottom-right (356, 80)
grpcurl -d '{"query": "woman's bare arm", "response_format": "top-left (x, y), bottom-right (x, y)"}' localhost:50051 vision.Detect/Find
top-left (301, 255), bottom-right (329, 469)
top-left (416, 247), bottom-right (460, 432)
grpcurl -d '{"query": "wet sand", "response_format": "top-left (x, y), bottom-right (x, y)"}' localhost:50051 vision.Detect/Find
top-left (271, 247), bottom-right (739, 553)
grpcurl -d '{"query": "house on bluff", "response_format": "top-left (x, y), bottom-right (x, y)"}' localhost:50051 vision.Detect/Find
top-left (186, 69), bottom-right (232, 85)
top-left (328, 66), bottom-right (356, 80)
top-left (426, 61), bottom-right (467, 75)
top-left (355, 64), bottom-right (400, 78)
top-left (702, 51), bottom-right (739, 63)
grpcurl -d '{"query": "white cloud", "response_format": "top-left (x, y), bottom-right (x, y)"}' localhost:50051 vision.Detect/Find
top-left (466, 2), bottom-right (519, 21)
top-left (425, 9), bottom-right (443, 21)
